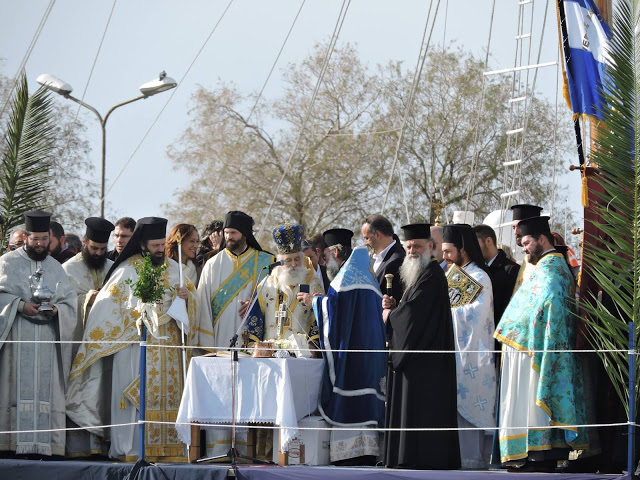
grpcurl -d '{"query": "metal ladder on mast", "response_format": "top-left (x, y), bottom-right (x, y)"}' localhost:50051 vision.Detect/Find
top-left (483, 0), bottom-right (556, 249)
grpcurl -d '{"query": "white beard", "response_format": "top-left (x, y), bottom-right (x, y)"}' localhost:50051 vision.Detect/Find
top-left (278, 265), bottom-right (308, 288)
top-left (399, 251), bottom-right (431, 290)
top-left (326, 254), bottom-right (341, 281)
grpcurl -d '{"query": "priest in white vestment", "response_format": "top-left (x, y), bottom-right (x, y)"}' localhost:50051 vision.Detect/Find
top-left (62, 217), bottom-right (114, 457)
top-left (442, 224), bottom-right (496, 470)
top-left (195, 211), bottom-right (273, 458)
top-left (0, 210), bottom-right (77, 456)
top-left (66, 217), bottom-right (198, 462)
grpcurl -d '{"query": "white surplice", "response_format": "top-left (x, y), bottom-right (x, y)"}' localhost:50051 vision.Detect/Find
top-left (62, 252), bottom-right (113, 457)
top-left (66, 255), bottom-right (198, 461)
top-left (450, 261), bottom-right (496, 469)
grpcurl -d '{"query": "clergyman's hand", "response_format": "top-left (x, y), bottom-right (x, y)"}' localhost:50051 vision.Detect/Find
top-left (238, 300), bottom-right (250, 317)
top-left (87, 290), bottom-right (100, 309)
top-left (297, 292), bottom-right (312, 306)
top-left (22, 302), bottom-right (41, 316)
top-left (176, 286), bottom-right (189, 300)
top-left (382, 294), bottom-right (396, 310)
top-left (43, 305), bottom-right (58, 317)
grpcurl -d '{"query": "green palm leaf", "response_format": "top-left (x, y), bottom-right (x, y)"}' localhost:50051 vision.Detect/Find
top-left (0, 72), bottom-right (57, 251)
top-left (579, 0), bottom-right (640, 414)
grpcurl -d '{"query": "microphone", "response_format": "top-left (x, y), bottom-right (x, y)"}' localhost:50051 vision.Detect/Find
top-left (264, 260), bottom-right (284, 274)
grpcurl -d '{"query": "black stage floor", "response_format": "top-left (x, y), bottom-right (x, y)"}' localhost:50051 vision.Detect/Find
top-left (0, 459), bottom-right (631, 480)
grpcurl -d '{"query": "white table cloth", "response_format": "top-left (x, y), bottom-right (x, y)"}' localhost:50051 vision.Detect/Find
top-left (176, 356), bottom-right (323, 451)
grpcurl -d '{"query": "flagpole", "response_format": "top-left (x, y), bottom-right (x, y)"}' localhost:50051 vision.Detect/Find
top-left (629, 321), bottom-right (636, 475)
top-left (557, 0), bottom-right (586, 167)
top-left (561, 0), bottom-right (623, 470)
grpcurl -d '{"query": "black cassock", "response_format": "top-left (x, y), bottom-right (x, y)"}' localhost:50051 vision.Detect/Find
top-left (384, 259), bottom-right (461, 470)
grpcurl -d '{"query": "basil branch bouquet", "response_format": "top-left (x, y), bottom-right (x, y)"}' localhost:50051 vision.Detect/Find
top-left (125, 253), bottom-right (168, 337)
top-left (125, 253), bottom-right (167, 303)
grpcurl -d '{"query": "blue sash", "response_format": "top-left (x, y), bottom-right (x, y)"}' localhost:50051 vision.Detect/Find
top-left (210, 250), bottom-right (272, 328)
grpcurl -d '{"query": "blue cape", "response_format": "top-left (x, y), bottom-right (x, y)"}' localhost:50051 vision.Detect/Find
top-left (313, 246), bottom-right (386, 427)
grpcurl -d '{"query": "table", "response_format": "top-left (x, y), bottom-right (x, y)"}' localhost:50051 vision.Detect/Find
top-left (176, 356), bottom-right (324, 462)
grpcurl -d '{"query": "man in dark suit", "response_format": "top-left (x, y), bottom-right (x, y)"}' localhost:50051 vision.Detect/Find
top-left (49, 221), bottom-right (76, 264)
top-left (362, 214), bottom-right (405, 302)
top-left (474, 224), bottom-right (519, 323)
top-left (302, 239), bottom-right (331, 293)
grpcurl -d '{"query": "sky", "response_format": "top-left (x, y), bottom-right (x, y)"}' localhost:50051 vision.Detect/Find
top-left (0, 0), bottom-right (584, 239)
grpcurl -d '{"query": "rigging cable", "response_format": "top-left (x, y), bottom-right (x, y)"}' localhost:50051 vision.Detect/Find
top-left (208, 0), bottom-right (307, 202)
top-left (74, 0), bottom-right (118, 121)
top-left (255, 0), bottom-right (352, 238)
top-left (499, 0), bottom-right (552, 235)
top-left (380, 0), bottom-right (441, 221)
top-left (442, 0), bottom-right (448, 52)
top-left (103, 0), bottom-right (235, 205)
top-left (0, 0), bottom-right (56, 119)
top-left (515, 0), bottom-right (552, 204)
top-left (550, 43), bottom-right (560, 218)
top-left (463, 0), bottom-right (496, 213)
top-left (499, 1), bottom-right (531, 216)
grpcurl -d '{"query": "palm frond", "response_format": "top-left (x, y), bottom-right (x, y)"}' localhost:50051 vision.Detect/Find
top-left (579, 0), bottom-right (640, 415)
top-left (0, 72), bottom-right (57, 251)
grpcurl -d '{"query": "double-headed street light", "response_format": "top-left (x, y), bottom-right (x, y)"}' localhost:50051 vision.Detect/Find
top-left (36, 72), bottom-right (177, 218)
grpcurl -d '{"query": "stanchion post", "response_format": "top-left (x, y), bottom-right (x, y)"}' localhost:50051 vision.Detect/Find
top-left (139, 325), bottom-right (148, 461)
top-left (628, 321), bottom-right (635, 475)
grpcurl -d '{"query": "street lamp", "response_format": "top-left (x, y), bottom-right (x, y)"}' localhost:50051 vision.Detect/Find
top-left (36, 72), bottom-right (177, 218)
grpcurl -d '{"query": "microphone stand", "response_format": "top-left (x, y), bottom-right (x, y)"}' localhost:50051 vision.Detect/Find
top-left (197, 264), bottom-right (275, 465)
top-left (176, 235), bottom-right (188, 386)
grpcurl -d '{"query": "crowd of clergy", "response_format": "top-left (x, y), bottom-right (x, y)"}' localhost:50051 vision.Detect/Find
top-left (0, 204), bottom-right (624, 472)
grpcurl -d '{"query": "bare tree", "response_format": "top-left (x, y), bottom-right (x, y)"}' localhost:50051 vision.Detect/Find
top-left (166, 43), bottom-right (576, 245)
top-left (378, 47), bottom-right (575, 224)
top-left (166, 43), bottom-right (389, 242)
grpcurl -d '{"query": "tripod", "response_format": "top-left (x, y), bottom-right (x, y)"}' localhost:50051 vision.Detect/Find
top-left (196, 264), bottom-right (276, 465)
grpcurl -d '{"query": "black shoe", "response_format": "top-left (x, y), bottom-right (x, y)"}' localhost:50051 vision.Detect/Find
top-left (508, 461), bottom-right (555, 473)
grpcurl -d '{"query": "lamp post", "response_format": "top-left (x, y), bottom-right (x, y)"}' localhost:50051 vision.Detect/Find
top-left (36, 72), bottom-right (177, 218)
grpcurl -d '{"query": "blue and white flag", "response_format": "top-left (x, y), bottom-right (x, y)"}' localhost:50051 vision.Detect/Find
top-left (560, 0), bottom-right (612, 119)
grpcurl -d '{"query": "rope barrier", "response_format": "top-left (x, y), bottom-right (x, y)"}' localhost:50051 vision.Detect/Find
top-left (1, 334), bottom-right (634, 455)
top-left (1, 338), bottom-right (634, 356)
top-left (165, 420), bottom-right (634, 433)
top-left (0, 422), bottom-right (138, 436)
top-left (0, 419), bottom-right (631, 437)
